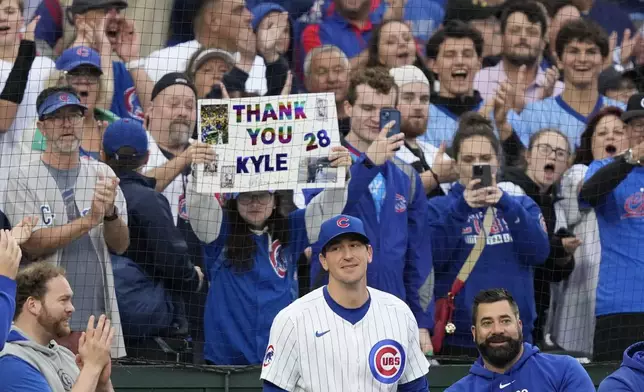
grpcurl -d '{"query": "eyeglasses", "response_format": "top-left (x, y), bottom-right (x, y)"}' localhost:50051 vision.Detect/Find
top-left (237, 192), bottom-right (273, 205)
top-left (43, 113), bottom-right (84, 126)
top-left (535, 144), bottom-right (569, 161)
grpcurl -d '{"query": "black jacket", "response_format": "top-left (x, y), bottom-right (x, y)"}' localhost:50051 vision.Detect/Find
top-left (502, 167), bottom-right (575, 283)
top-left (117, 171), bottom-right (202, 338)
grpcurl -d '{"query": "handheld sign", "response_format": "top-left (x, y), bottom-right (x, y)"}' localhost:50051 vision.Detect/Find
top-left (194, 93), bottom-right (345, 194)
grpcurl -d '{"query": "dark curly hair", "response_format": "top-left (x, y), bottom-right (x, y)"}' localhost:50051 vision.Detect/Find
top-left (14, 262), bottom-right (66, 320)
top-left (555, 18), bottom-right (609, 60)
top-left (346, 66), bottom-right (397, 105)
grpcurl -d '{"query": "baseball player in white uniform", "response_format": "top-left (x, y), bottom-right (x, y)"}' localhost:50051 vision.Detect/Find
top-left (260, 214), bottom-right (430, 391)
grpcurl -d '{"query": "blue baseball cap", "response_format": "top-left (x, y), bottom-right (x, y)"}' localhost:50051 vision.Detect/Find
top-left (56, 46), bottom-right (103, 74)
top-left (318, 215), bottom-right (370, 252)
top-left (251, 3), bottom-right (288, 32)
top-left (37, 90), bottom-right (87, 119)
top-left (102, 118), bottom-right (149, 158)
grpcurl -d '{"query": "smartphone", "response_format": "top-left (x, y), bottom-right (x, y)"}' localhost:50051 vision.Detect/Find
top-left (380, 108), bottom-right (401, 138)
top-left (472, 164), bottom-right (492, 189)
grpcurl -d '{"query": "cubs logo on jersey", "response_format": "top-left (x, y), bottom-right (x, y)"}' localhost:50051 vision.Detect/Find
top-left (622, 191), bottom-right (644, 219)
top-left (40, 204), bottom-right (55, 226)
top-left (124, 87), bottom-right (145, 121)
top-left (269, 240), bottom-right (287, 278)
top-left (368, 339), bottom-right (406, 384)
top-left (263, 345), bottom-right (275, 368)
top-left (394, 193), bottom-right (407, 213)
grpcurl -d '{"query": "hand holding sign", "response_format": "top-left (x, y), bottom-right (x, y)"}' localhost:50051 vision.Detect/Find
top-left (365, 121), bottom-right (405, 166)
top-left (184, 141), bottom-right (216, 165)
top-left (328, 146), bottom-right (351, 168)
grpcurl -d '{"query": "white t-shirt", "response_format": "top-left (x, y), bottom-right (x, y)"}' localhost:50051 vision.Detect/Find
top-left (260, 287), bottom-right (430, 391)
top-left (0, 56), bottom-right (55, 205)
top-left (143, 39), bottom-right (268, 95)
top-left (142, 131), bottom-right (189, 224)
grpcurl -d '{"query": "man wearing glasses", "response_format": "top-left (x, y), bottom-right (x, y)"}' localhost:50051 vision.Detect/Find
top-left (3, 86), bottom-right (129, 359)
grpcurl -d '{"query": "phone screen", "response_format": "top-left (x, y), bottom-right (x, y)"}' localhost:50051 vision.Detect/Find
top-left (472, 164), bottom-right (492, 189)
top-left (380, 108), bottom-right (401, 138)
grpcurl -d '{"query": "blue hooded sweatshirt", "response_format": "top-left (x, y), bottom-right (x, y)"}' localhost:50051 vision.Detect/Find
top-left (447, 343), bottom-right (596, 391)
top-left (598, 342), bottom-right (644, 392)
top-left (427, 183), bottom-right (549, 348)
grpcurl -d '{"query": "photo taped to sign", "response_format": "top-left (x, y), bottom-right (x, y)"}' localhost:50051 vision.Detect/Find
top-left (298, 157), bottom-right (338, 184)
top-left (201, 104), bottom-right (229, 145)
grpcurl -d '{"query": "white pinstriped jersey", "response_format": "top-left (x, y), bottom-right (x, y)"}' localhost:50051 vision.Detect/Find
top-left (260, 287), bottom-right (430, 391)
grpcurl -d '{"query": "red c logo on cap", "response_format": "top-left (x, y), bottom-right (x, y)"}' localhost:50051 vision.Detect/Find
top-left (59, 94), bottom-right (69, 102)
top-left (76, 47), bottom-right (90, 57)
top-left (336, 217), bottom-right (350, 228)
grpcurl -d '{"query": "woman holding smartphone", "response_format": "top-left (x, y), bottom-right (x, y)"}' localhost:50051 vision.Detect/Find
top-left (427, 112), bottom-right (550, 357)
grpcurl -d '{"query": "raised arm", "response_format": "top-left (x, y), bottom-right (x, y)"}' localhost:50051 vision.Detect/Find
top-left (304, 147), bottom-right (352, 243)
top-left (187, 186), bottom-right (224, 244)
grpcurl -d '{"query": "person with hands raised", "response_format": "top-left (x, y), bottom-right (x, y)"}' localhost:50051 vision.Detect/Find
top-left (251, 3), bottom-right (293, 96)
top-left (68, 0), bottom-right (148, 122)
top-left (73, 315), bottom-right (115, 392)
top-left (143, 0), bottom-right (268, 95)
top-left (391, 65), bottom-right (456, 198)
top-left (579, 95), bottom-right (644, 361)
top-left (0, 4), bottom-right (56, 203)
top-left (427, 112), bottom-right (549, 356)
top-left (4, 86), bottom-right (128, 358)
top-left (0, 262), bottom-right (118, 392)
top-left (305, 67), bottom-right (435, 355)
top-left (474, 2), bottom-right (564, 109)
top-left (187, 140), bottom-right (356, 365)
top-left (0, 224), bottom-right (36, 351)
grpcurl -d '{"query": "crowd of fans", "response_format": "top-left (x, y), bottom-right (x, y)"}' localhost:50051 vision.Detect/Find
top-left (0, 0), bottom-right (643, 388)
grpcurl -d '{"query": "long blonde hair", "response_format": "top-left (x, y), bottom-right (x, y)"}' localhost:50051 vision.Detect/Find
top-left (47, 69), bottom-right (108, 114)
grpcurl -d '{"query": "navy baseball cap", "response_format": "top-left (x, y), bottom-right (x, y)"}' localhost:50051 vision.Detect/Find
top-left (56, 46), bottom-right (103, 74)
top-left (622, 93), bottom-right (644, 123)
top-left (37, 90), bottom-right (87, 119)
top-left (103, 118), bottom-right (149, 158)
top-left (318, 215), bottom-right (370, 252)
top-left (251, 3), bottom-right (288, 32)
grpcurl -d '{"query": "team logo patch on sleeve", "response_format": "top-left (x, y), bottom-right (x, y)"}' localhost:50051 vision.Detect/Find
top-left (394, 194), bottom-right (407, 213)
top-left (369, 339), bottom-right (406, 384)
top-left (263, 345), bottom-right (275, 367)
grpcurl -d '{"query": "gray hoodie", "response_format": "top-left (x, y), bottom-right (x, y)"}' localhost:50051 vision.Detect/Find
top-left (0, 326), bottom-right (80, 392)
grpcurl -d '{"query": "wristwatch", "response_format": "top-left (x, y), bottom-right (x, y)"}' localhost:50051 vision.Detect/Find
top-left (104, 206), bottom-right (119, 222)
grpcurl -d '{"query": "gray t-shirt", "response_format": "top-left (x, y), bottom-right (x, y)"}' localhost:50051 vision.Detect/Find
top-left (45, 163), bottom-right (106, 331)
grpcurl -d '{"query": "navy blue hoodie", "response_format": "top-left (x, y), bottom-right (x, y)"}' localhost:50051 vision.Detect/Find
top-left (599, 342), bottom-right (644, 392)
top-left (447, 343), bottom-right (595, 391)
top-left (428, 183), bottom-right (549, 347)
